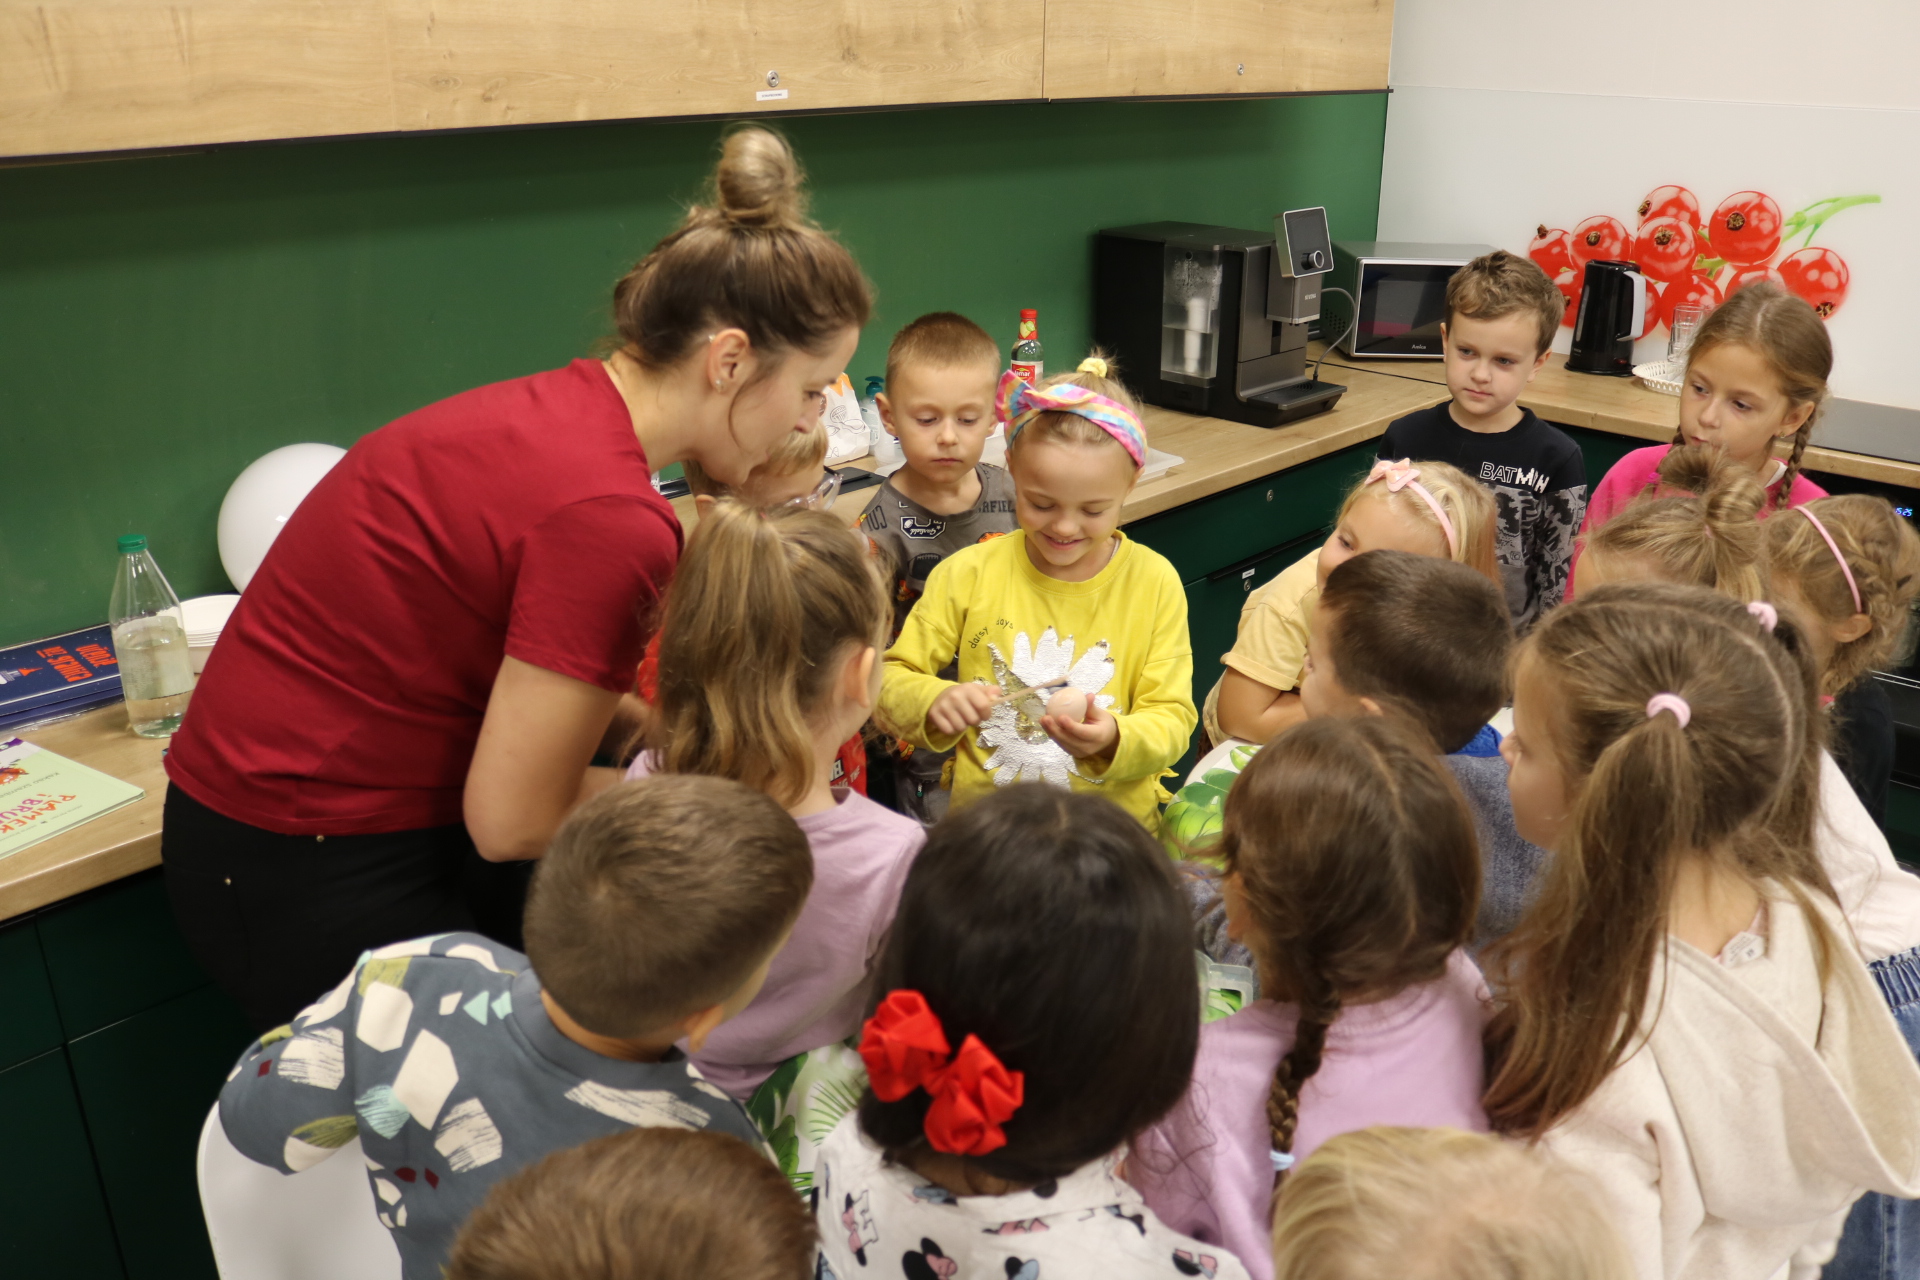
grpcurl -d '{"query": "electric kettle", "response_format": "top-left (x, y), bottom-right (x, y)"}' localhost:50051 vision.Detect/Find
top-left (1566, 260), bottom-right (1648, 376)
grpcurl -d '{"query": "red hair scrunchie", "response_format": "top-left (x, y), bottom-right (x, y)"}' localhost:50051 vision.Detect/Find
top-left (858, 990), bottom-right (1026, 1156)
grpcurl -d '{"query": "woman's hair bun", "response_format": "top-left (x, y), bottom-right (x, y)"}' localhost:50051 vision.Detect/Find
top-left (1657, 443), bottom-right (1766, 529)
top-left (712, 126), bottom-right (808, 230)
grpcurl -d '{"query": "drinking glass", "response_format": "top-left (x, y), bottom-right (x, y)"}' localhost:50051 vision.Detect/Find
top-left (1668, 305), bottom-right (1706, 362)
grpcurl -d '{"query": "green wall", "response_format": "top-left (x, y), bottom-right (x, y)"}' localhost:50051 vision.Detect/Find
top-left (0, 94), bottom-right (1387, 648)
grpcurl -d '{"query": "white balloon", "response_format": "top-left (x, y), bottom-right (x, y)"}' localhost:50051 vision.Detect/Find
top-left (217, 443), bottom-right (347, 591)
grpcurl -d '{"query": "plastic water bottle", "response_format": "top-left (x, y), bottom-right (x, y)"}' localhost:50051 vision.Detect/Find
top-left (109, 534), bottom-right (194, 737)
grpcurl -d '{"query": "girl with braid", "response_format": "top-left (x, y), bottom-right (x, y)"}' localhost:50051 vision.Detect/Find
top-left (1131, 716), bottom-right (1488, 1280)
top-left (1573, 283), bottom-right (1832, 594)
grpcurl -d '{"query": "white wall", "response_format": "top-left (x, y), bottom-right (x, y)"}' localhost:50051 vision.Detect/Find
top-left (1379, 1), bottom-right (1919, 410)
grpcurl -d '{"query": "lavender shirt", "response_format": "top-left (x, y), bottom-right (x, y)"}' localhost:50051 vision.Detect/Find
top-left (1131, 950), bottom-right (1491, 1280)
top-left (625, 754), bottom-right (923, 1098)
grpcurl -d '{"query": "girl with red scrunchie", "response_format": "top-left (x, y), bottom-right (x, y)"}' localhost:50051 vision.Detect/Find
top-left (816, 785), bottom-right (1255, 1280)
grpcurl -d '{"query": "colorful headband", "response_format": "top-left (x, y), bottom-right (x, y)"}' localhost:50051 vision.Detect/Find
top-left (1646, 693), bottom-right (1692, 728)
top-left (1365, 459), bottom-right (1459, 559)
top-left (1796, 507), bottom-right (1863, 614)
top-left (1747, 600), bottom-right (1780, 633)
top-left (859, 990), bottom-right (1025, 1157)
top-left (996, 366), bottom-right (1147, 472)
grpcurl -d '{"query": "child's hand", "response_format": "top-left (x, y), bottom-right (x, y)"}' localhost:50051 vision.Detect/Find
top-left (928, 682), bottom-right (1002, 737)
top-left (1042, 701), bottom-right (1119, 760)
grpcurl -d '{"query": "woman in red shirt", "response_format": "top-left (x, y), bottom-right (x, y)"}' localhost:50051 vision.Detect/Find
top-left (162, 127), bottom-right (870, 1029)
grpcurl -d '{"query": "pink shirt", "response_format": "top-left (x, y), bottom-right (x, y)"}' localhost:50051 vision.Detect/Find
top-left (1571, 445), bottom-right (1828, 596)
top-left (1130, 950), bottom-right (1491, 1280)
top-left (624, 756), bottom-right (923, 1098)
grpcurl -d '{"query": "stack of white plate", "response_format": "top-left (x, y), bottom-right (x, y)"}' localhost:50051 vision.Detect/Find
top-left (180, 594), bottom-right (242, 676)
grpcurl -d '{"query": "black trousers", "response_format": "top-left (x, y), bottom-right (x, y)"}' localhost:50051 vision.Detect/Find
top-left (161, 784), bottom-right (533, 1032)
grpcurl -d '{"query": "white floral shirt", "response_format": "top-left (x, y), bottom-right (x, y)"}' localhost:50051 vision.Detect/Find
top-left (814, 1116), bottom-right (1253, 1280)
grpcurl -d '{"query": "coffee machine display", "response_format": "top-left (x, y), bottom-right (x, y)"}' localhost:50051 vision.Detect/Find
top-left (1095, 213), bottom-right (1346, 429)
top-left (1566, 260), bottom-right (1650, 377)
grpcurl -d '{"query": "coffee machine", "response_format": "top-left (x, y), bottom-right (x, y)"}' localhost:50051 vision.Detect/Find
top-left (1094, 212), bottom-right (1346, 428)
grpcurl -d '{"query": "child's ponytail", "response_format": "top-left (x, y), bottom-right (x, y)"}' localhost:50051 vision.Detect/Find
top-left (648, 501), bottom-right (888, 807)
top-left (1587, 445), bottom-right (1770, 601)
top-left (1484, 584), bottom-right (1832, 1137)
top-left (1221, 717), bottom-right (1480, 1180)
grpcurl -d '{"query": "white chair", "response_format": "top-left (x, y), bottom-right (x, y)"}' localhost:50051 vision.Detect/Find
top-left (196, 1105), bottom-right (403, 1280)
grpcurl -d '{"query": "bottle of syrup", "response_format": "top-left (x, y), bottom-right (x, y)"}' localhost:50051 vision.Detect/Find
top-left (1010, 309), bottom-right (1043, 386)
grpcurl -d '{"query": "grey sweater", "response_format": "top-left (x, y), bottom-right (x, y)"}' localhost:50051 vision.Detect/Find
top-left (1446, 753), bottom-right (1548, 946)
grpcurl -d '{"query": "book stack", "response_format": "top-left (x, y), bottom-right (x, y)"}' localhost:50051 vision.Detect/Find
top-left (0, 625), bottom-right (125, 733)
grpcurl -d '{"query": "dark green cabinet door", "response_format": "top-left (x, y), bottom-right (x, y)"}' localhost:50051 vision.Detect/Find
top-left (0, 916), bottom-right (65, 1071)
top-left (1172, 530), bottom-right (1326, 778)
top-left (0, 1049), bottom-right (126, 1280)
top-left (1129, 444), bottom-right (1372, 582)
top-left (66, 985), bottom-right (254, 1280)
top-left (38, 871), bottom-right (216, 1040)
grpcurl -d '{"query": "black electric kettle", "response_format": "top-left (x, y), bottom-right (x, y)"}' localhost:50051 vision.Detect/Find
top-left (1567, 260), bottom-right (1648, 376)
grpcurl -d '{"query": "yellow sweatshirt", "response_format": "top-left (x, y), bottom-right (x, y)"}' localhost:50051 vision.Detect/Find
top-left (879, 530), bottom-right (1196, 828)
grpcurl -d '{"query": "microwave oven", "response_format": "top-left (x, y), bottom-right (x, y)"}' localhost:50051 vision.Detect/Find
top-left (1329, 241), bottom-right (1494, 359)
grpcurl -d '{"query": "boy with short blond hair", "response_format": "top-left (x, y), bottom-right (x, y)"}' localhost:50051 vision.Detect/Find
top-left (1376, 249), bottom-right (1587, 630)
top-left (858, 312), bottom-right (1018, 820)
top-left (216, 775), bottom-right (810, 1280)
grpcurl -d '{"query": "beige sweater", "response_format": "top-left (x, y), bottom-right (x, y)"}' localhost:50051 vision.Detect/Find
top-left (1541, 891), bottom-right (1920, 1280)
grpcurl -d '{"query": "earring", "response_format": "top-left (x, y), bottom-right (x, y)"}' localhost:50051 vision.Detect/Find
top-left (714, 379), bottom-right (724, 391)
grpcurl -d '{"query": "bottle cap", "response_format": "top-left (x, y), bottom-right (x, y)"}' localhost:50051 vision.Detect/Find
top-left (865, 375), bottom-right (885, 395)
top-left (118, 534), bottom-right (148, 553)
top-left (1020, 309), bottom-right (1038, 320)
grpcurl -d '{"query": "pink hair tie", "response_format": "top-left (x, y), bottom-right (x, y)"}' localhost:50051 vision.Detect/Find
top-left (1365, 459), bottom-right (1458, 558)
top-left (1796, 506), bottom-right (1863, 614)
top-left (1746, 601), bottom-right (1779, 633)
top-left (1646, 693), bottom-right (1692, 728)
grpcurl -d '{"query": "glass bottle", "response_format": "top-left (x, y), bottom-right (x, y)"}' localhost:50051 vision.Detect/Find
top-left (1011, 309), bottom-right (1043, 385)
top-left (109, 534), bottom-right (194, 737)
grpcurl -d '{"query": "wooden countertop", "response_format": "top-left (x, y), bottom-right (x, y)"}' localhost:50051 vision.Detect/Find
top-left (1, 705), bottom-right (167, 921)
top-left (1315, 346), bottom-right (1920, 490)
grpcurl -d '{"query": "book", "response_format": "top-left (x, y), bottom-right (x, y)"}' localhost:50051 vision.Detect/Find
top-left (0, 625), bottom-right (124, 732)
top-left (0, 736), bottom-right (146, 861)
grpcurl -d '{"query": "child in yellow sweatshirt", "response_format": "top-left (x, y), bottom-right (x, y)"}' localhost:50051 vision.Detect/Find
top-left (878, 355), bottom-right (1195, 829)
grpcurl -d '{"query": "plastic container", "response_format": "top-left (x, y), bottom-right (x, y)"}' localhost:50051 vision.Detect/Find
top-left (181, 593), bottom-right (242, 675)
top-left (109, 535), bottom-right (194, 737)
top-left (860, 375), bottom-right (887, 453)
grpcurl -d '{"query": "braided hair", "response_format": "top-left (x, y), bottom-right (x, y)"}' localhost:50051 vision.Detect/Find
top-left (1218, 716), bottom-right (1480, 1187)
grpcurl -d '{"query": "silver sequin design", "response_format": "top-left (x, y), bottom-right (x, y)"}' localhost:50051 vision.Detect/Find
top-left (977, 628), bottom-right (1116, 789)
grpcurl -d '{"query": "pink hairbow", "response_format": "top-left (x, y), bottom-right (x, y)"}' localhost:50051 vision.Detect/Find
top-left (1797, 506), bottom-right (1863, 614)
top-left (1364, 459), bottom-right (1459, 558)
top-left (995, 370), bottom-right (1147, 471)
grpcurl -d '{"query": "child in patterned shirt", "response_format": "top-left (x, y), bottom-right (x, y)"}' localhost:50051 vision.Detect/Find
top-left (216, 775), bottom-right (810, 1280)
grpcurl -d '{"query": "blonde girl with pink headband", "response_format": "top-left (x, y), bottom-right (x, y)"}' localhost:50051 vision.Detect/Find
top-left (1205, 457), bottom-right (1500, 749)
top-left (877, 353), bottom-right (1197, 830)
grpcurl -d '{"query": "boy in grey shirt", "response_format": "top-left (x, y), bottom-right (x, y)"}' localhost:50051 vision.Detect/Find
top-left (217, 775), bottom-right (811, 1280)
top-left (859, 312), bottom-right (1019, 820)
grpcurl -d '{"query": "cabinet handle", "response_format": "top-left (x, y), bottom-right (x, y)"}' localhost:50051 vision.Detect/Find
top-left (1265, 489), bottom-right (1273, 501)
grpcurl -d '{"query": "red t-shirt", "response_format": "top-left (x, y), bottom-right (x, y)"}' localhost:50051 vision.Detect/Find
top-left (633, 636), bottom-right (868, 796)
top-left (167, 359), bottom-right (682, 834)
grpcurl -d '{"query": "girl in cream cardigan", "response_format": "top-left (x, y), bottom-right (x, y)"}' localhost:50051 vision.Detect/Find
top-left (1486, 582), bottom-right (1920, 1279)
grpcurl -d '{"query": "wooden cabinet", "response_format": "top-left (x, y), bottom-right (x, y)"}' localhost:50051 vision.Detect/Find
top-left (1044, 0), bottom-right (1393, 101)
top-left (0, 870), bottom-right (252, 1280)
top-left (387, 0), bottom-right (1045, 133)
top-left (0, 0), bottom-right (1388, 159)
